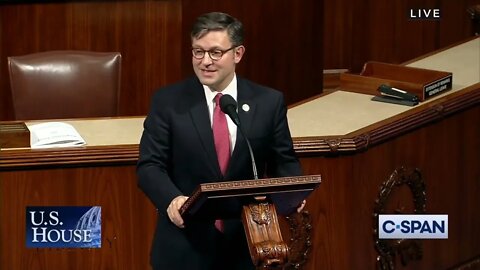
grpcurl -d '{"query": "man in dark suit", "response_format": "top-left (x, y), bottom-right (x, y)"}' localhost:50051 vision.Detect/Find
top-left (137, 12), bottom-right (303, 270)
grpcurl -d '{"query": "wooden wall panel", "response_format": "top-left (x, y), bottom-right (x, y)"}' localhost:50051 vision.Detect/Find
top-left (0, 0), bottom-right (323, 121)
top-left (1, 106), bottom-right (478, 269)
top-left (298, 105), bottom-right (480, 269)
top-left (1, 0), bottom-right (476, 120)
top-left (324, 0), bottom-right (478, 72)
top-left (0, 164), bottom-right (156, 270)
top-left (0, 0), bottom-right (182, 120)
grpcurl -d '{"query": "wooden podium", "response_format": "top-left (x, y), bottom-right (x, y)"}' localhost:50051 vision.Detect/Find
top-left (180, 175), bottom-right (321, 269)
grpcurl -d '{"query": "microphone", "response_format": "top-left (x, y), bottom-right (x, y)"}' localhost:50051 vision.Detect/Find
top-left (219, 94), bottom-right (258, 180)
top-left (219, 94), bottom-right (240, 126)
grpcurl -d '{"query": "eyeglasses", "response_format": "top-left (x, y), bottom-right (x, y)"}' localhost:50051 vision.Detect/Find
top-left (191, 46), bottom-right (237, 61)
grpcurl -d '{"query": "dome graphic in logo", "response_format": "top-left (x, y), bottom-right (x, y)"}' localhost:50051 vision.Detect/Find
top-left (75, 206), bottom-right (101, 248)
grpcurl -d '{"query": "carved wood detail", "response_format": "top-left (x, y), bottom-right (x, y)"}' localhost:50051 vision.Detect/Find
top-left (250, 203), bottom-right (272, 225)
top-left (243, 200), bottom-right (289, 269)
top-left (373, 167), bottom-right (427, 270)
top-left (284, 211), bottom-right (313, 270)
top-left (180, 175), bottom-right (321, 218)
top-left (178, 175), bottom-right (320, 269)
top-left (242, 203), bottom-right (313, 270)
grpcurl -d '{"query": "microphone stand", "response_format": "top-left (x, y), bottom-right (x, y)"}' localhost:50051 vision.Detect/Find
top-left (237, 125), bottom-right (258, 180)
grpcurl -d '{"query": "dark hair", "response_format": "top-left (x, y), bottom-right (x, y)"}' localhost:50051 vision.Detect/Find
top-left (191, 12), bottom-right (244, 46)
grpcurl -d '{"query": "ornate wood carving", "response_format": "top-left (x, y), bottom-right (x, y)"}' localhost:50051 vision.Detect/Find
top-left (178, 175), bottom-right (321, 269)
top-left (243, 200), bottom-right (289, 269)
top-left (284, 211), bottom-right (313, 270)
top-left (250, 203), bottom-right (272, 225)
top-left (325, 138), bottom-right (341, 152)
top-left (432, 104), bottom-right (445, 114)
top-left (242, 202), bottom-right (313, 270)
top-left (180, 175), bottom-right (321, 218)
top-left (373, 167), bottom-right (427, 270)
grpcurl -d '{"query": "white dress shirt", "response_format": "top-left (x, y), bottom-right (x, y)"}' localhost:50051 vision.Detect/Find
top-left (203, 74), bottom-right (238, 154)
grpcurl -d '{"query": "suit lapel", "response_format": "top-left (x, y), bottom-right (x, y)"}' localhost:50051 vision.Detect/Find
top-left (229, 78), bottom-right (256, 171)
top-left (187, 79), bottom-right (222, 179)
top-left (186, 77), bottom-right (257, 180)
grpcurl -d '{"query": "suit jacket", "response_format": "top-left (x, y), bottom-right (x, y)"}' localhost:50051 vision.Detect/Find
top-left (137, 76), bottom-right (302, 270)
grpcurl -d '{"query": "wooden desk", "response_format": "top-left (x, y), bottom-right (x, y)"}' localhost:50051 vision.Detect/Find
top-left (1, 37), bottom-right (479, 269)
top-left (0, 117), bottom-right (153, 269)
top-left (288, 37), bottom-right (480, 270)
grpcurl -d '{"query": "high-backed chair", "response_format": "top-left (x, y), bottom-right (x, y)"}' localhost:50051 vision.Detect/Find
top-left (8, 50), bottom-right (121, 120)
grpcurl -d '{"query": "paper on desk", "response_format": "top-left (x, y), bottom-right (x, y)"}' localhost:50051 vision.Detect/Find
top-left (29, 122), bottom-right (86, 149)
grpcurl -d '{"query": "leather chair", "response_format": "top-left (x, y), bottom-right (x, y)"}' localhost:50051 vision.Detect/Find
top-left (8, 50), bottom-right (121, 120)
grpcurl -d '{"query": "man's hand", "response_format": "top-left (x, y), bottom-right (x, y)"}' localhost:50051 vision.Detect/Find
top-left (296, 200), bottom-right (306, 213)
top-left (166, 195), bottom-right (189, 228)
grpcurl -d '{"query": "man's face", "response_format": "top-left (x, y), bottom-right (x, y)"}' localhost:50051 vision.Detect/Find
top-left (192, 30), bottom-right (244, 92)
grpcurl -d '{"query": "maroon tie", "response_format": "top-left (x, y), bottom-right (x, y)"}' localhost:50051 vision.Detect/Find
top-left (213, 93), bottom-right (230, 232)
top-left (213, 93), bottom-right (231, 176)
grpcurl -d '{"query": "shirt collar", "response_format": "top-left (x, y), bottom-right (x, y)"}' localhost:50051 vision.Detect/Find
top-left (203, 74), bottom-right (238, 104)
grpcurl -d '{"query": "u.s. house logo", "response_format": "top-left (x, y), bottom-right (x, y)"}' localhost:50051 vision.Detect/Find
top-left (26, 206), bottom-right (101, 248)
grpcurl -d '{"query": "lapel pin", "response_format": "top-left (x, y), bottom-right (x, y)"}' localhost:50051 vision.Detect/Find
top-left (242, 104), bottom-right (250, 112)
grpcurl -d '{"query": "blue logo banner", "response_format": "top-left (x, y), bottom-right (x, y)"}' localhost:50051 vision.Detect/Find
top-left (26, 206), bottom-right (101, 248)
top-left (379, 214), bottom-right (448, 239)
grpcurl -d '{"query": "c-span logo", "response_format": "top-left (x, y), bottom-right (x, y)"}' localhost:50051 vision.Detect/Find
top-left (379, 214), bottom-right (448, 239)
top-left (26, 206), bottom-right (101, 248)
